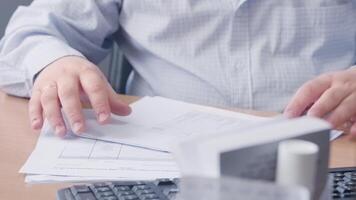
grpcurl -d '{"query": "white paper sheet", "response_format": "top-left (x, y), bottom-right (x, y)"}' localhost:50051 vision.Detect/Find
top-left (20, 122), bottom-right (179, 180)
top-left (25, 174), bottom-right (160, 184)
top-left (79, 96), bottom-right (267, 152)
top-left (330, 130), bottom-right (343, 141)
top-left (78, 97), bottom-right (342, 152)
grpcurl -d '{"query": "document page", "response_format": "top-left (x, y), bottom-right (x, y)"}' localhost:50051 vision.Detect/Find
top-left (20, 121), bottom-right (179, 181)
top-left (78, 97), bottom-right (267, 152)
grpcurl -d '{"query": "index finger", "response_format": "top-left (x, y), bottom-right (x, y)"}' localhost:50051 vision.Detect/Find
top-left (284, 75), bottom-right (331, 118)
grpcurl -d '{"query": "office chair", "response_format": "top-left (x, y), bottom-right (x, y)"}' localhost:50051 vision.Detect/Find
top-left (105, 43), bottom-right (133, 94)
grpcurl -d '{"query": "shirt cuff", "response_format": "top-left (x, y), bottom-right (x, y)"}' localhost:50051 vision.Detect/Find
top-left (23, 39), bottom-right (84, 95)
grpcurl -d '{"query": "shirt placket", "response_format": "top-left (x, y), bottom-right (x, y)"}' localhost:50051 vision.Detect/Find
top-left (230, 2), bottom-right (253, 109)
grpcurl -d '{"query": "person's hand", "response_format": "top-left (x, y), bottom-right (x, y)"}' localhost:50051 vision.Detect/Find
top-left (29, 56), bottom-right (132, 137)
top-left (284, 67), bottom-right (356, 137)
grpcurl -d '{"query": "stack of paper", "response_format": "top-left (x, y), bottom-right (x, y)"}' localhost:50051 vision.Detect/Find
top-left (21, 125), bottom-right (179, 183)
top-left (20, 97), bottom-right (342, 183)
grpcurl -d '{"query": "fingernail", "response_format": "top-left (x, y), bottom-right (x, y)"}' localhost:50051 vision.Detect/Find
top-left (98, 112), bottom-right (109, 123)
top-left (72, 122), bottom-right (83, 134)
top-left (283, 110), bottom-right (294, 118)
top-left (306, 110), bottom-right (316, 117)
top-left (55, 125), bottom-right (66, 137)
top-left (122, 106), bottom-right (132, 116)
top-left (126, 106), bottom-right (132, 115)
top-left (32, 118), bottom-right (39, 128)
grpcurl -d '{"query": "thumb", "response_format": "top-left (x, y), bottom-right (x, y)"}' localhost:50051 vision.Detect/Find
top-left (107, 85), bottom-right (132, 116)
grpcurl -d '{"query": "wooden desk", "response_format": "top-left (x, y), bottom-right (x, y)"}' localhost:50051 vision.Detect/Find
top-left (0, 92), bottom-right (355, 199)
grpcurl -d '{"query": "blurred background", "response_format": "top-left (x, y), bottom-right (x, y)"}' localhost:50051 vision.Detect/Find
top-left (0, 0), bottom-right (32, 37)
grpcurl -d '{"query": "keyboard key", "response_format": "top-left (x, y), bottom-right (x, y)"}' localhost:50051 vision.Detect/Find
top-left (334, 177), bottom-right (343, 182)
top-left (154, 179), bottom-right (174, 186)
top-left (98, 191), bottom-right (115, 197)
top-left (116, 191), bottom-right (135, 197)
top-left (332, 192), bottom-right (340, 198)
top-left (97, 187), bottom-right (112, 193)
top-left (135, 189), bottom-right (154, 196)
top-left (63, 189), bottom-right (76, 200)
top-left (347, 182), bottom-right (356, 186)
top-left (163, 187), bottom-right (179, 196)
top-left (140, 193), bottom-right (159, 200)
top-left (75, 192), bottom-right (96, 200)
top-left (132, 185), bottom-right (150, 191)
top-left (93, 183), bottom-right (108, 187)
top-left (334, 173), bottom-right (344, 178)
top-left (120, 195), bottom-right (139, 200)
top-left (70, 185), bottom-right (91, 195)
top-left (114, 186), bottom-right (131, 191)
top-left (343, 191), bottom-right (356, 197)
top-left (100, 197), bottom-right (118, 200)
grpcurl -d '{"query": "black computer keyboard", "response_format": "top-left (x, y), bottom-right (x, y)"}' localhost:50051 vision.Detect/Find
top-left (57, 167), bottom-right (356, 200)
top-left (57, 178), bottom-right (179, 200)
top-left (329, 167), bottom-right (356, 200)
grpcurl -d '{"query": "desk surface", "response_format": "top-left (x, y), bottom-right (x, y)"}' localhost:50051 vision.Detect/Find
top-left (0, 91), bottom-right (355, 199)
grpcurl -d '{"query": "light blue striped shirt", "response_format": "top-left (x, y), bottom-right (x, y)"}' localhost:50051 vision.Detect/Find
top-left (0, 0), bottom-right (355, 112)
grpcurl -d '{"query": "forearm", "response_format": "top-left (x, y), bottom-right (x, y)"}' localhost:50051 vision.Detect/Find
top-left (0, 0), bottom-right (122, 97)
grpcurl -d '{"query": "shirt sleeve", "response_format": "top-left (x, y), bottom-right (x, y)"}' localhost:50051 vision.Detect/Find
top-left (0, 0), bottom-right (122, 97)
